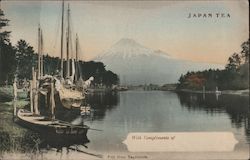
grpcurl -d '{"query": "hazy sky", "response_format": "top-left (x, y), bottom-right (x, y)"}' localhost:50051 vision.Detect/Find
top-left (1, 0), bottom-right (249, 64)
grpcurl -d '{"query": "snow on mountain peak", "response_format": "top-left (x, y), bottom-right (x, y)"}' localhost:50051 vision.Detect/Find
top-left (96, 38), bottom-right (171, 60)
top-left (93, 38), bottom-right (222, 85)
top-left (115, 38), bottom-right (140, 46)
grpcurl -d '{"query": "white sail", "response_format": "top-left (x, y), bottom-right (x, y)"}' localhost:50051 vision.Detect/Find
top-left (83, 76), bottom-right (94, 89)
top-left (70, 59), bottom-right (75, 82)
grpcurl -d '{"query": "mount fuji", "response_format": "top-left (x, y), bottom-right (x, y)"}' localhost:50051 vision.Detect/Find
top-left (94, 38), bottom-right (223, 85)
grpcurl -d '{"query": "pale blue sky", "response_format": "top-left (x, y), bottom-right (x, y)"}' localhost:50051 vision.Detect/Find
top-left (1, 0), bottom-right (249, 64)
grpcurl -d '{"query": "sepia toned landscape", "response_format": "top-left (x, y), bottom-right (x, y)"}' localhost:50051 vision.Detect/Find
top-left (0, 1), bottom-right (249, 160)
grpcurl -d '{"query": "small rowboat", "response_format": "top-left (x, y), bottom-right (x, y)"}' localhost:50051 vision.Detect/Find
top-left (16, 109), bottom-right (89, 136)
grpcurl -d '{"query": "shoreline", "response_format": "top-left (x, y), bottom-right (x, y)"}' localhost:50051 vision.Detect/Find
top-left (176, 89), bottom-right (249, 96)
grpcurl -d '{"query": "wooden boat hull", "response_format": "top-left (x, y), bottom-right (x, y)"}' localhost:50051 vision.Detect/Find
top-left (54, 92), bottom-right (83, 111)
top-left (57, 88), bottom-right (84, 109)
top-left (39, 88), bottom-right (82, 112)
top-left (40, 77), bottom-right (85, 109)
top-left (15, 109), bottom-right (89, 137)
top-left (38, 91), bottom-right (84, 123)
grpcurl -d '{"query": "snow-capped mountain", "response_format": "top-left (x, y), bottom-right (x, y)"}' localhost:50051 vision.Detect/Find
top-left (96, 38), bottom-right (161, 59)
top-left (95, 38), bottom-right (223, 85)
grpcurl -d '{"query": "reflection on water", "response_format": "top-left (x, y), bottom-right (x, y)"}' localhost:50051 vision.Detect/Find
top-left (85, 92), bottom-right (119, 121)
top-left (0, 90), bottom-right (249, 159)
top-left (0, 91), bottom-right (119, 157)
top-left (85, 91), bottom-right (250, 155)
top-left (48, 91), bottom-right (119, 123)
top-left (177, 92), bottom-right (250, 140)
top-left (177, 92), bottom-right (249, 129)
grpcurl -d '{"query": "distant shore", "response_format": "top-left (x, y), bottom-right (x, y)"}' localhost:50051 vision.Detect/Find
top-left (176, 89), bottom-right (249, 96)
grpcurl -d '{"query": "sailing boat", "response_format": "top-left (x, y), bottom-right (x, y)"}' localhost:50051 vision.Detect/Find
top-left (16, 73), bottom-right (89, 136)
top-left (15, 25), bottom-right (89, 136)
top-left (55, 2), bottom-right (85, 109)
top-left (74, 34), bottom-right (94, 92)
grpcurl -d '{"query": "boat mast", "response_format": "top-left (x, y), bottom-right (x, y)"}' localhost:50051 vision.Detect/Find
top-left (75, 34), bottom-right (78, 81)
top-left (60, 0), bottom-right (65, 78)
top-left (38, 24), bottom-right (41, 79)
top-left (40, 29), bottom-right (43, 77)
top-left (66, 4), bottom-right (70, 78)
top-left (76, 34), bottom-right (78, 62)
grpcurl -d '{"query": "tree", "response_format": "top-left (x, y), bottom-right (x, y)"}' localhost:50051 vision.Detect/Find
top-left (0, 42), bottom-right (16, 84)
top-left (225, 39), bottom-right (249, 71)
top-left (226, 53), bottom-right (241, 71)
top-left (43, 54), bottom-right (60, 75)
top-left (15, 39), bottom-right (36, 79)
top-left (102, 70), bottom-right (119, 87)
top-left (0, 6), bottom-right (16, 84)
top-left (0, 7), bottom-right (11, 43)
top-left (177, 39), bottom-right (249, 91)
top-left (240, 39), bottom-right (249, 63)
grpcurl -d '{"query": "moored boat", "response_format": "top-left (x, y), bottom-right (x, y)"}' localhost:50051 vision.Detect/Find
top-left (13, 67), bottom-right (89, 137)
top-left (55, 2), bottom-right (88, 110)
top-left (16, 109), bottom-right (89, 136)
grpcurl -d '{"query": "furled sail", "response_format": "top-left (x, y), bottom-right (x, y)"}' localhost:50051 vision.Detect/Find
top-left (70, 59), bottom-right (75, 83)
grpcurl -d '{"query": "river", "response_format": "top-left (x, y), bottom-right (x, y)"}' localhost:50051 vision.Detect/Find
top-left (0, 90), bottom-right (249, 159)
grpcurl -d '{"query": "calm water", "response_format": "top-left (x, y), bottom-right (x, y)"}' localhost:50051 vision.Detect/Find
top-left (0, 90), bottom-right (249, 159)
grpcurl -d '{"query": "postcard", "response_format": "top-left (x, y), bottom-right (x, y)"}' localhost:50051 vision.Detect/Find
top-left (0, 0), bottom-right (249, 160)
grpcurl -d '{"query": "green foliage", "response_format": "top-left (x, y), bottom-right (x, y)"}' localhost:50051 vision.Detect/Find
top-left (80, 61), bottom-right (106, 80)
top-left (0, 8), bottom-right (11, 43)
top-left (240, 39), bottom-right (249, 63)
top-left (79, 61), bottom-right (119, 86)
top-left (15, 39), bottom-right (36, 79)
top-left (43, 54), bottom-right (60, 75)
top-left (0, 41), bottom-right (16, 84)
top-left (226, 53), bottom-right (241, 71)
top-left (1, 38), bottom-right (119, 86)
top-left (101, 70), bottom-right (119, 87)
top-left (177, 39), bottom-right (249, 91)
top-left (0, 7), bottom-right (15, 84)
top-left (0, 6), bottom-right (119, 86)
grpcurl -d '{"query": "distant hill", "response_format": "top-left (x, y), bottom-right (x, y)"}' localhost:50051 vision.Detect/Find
top-left (94, 38), bottom-right (223, 85)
